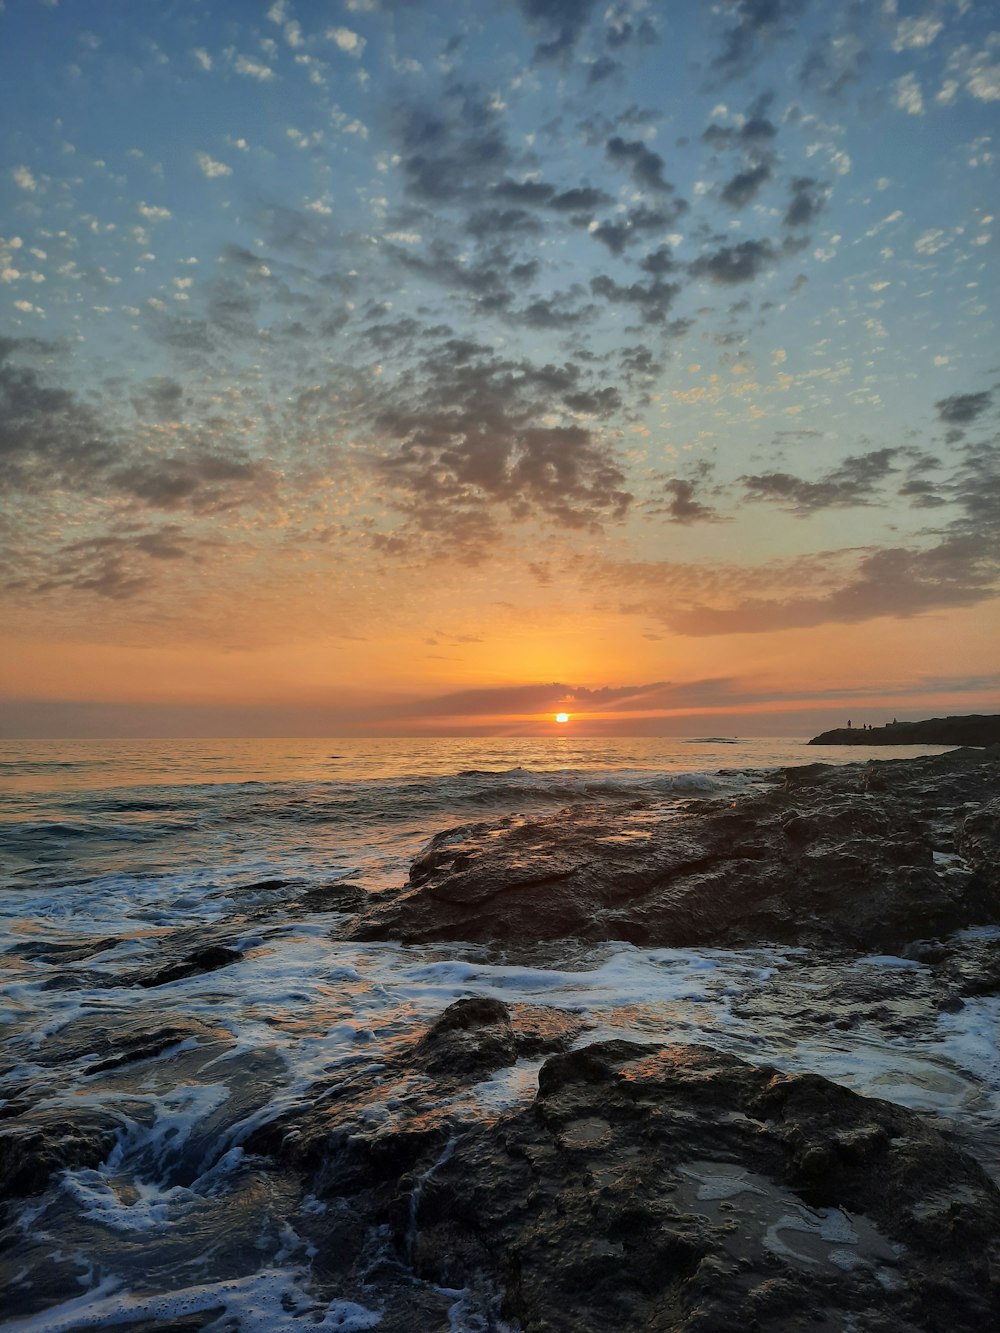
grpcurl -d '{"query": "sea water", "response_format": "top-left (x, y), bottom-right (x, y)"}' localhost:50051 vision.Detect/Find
top-left (1, 736), bottom-right (995, 1330)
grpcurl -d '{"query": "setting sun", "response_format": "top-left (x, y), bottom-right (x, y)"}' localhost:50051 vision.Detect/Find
top-left (555, 713), bottom-right (570, 724)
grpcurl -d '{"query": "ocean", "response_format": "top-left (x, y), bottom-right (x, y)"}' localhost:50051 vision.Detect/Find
top-left (1, 736), bottom-right (997, 1330)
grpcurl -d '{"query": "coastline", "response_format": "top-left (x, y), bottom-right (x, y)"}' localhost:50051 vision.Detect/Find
top-left (1, 744), bottom-right (999, 1330)
top-left (809, 713), bottom-right (1000, 748)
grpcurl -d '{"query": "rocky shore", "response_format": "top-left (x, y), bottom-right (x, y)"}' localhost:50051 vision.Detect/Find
top-left (3, 746), bottom-right (1000, 1330)
top-left (809, 713), bottom-right (1000, 747)
top-left (348, 746), bottom-right (1000, 955)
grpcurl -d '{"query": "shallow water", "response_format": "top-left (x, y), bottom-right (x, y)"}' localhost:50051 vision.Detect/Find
top-left (1, 736), bottom-right (988, 1331)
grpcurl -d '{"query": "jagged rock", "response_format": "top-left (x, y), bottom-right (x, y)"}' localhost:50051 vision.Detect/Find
top-left (958, 797), bottom-right (1000, 894)
top-left (245, 998), bottom-right (589, 1176)
top-left (0, 1110), bottom-right (121, 1202)
top-left (419, 996), bottom-right (517, 1077)
top-left (348, 749), bottom-right (1000, 953)
top-left (409, 1041), bottom-right (1000, 1332)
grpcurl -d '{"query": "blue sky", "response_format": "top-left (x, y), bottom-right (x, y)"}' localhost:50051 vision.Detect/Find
top-left (1, 0), bottom-right (998, 735)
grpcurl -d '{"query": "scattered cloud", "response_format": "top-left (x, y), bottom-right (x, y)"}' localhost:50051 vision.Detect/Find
top-left (196, 152), bottom-right (232, 179)
top-left (327, 26), bottom-right (366, 58)
top-left (893, 72), bottom-right (924, 115)
top-left (741, 449), bottom-right (900, 515)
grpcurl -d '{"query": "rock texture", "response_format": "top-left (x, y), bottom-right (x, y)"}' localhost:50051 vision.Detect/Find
top-left (412, 1039), bottom-right (1000, 1332)
top-left (809, 715), bottom-right (1000, 747)
top-left (348, 748), bottom-right (1000, 953)
top-left (244, 1002), bottom-right (1000, 1332)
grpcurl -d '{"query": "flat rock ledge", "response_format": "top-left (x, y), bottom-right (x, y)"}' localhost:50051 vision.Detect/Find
top-left (348, 748), bottom-right (1000, 953)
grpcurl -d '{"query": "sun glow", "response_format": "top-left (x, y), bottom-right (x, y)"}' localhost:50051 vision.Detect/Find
top-left (555, 712), bottom-right (570, 724)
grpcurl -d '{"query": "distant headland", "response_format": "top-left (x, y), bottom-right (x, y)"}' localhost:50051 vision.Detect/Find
top-left (808, 713), bottom-right (1000, 747)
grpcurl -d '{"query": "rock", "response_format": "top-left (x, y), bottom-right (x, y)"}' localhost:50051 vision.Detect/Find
top-left (0, 1110), bottom-right (121, 1202)
top-left (297, 882), bottom-right (368, 913)
top-left (958, 797), bottom-right (1000, 895)
top-left (419, 996), bottom-right (517, 1078)
top-left (408, 1041), bottom-right (1000, 1332)
top-left (809, 715), bottom-right (1000, 747)
top-left (243, 1007), bottom-right (1000, 1333)
top-left (83, 1025), bottom-right (198, 1075)
top-left (246, 997), bottom-right (590, 1175)
top-left (937, 935), bottom-right (1000, 997)
top-left (133, 945), bottom-right (242, 988)
top-left (348, 749), bottom-right (1000, 953)
top-left (8, 935), bottom-right (122, 964)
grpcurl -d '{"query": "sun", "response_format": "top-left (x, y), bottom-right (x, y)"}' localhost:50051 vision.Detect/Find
top-left (555, 712), bottom-right (570, 724)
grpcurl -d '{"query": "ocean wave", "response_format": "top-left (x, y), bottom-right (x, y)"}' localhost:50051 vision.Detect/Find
top-left (0, 818), bottom-right (199, 848)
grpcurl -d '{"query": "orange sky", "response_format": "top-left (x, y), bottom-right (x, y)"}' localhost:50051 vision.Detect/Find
top-left (2, 1), bottom-right (998, 737)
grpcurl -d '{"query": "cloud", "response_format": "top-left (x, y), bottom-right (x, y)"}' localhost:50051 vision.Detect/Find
top-left (702, 94), bottom-right (778, 148)
top-left (367, 340), bottom-right (632, 554)
top-left (665, 539), bottom-right (999, 636)
top-left (0, 339), bottom-right (277, 522)
top-left (741, 448), bottom-right (899, 514)
top-left (784, 176), bottom-right (826, 228)
top-left (233, 54), bottom-right (275, 81)
top-left (935, 391), bottom-right (992, 425)
top-left (892, 17), bottom-right (943, 53)
top-left (19, 526), bottom-right (204, 601)
top-left (605, 136), bottom-right (676, 193)
top-left (719, 160), bottom-right (772, 208)
top-left (327, 26), bottom-right (366, 58)
top-left (711, 0), bottom-right (810, 78)
top-left (590, 204), bottom-right (684, 256)
top-left (196, 152), bottom-right (232, 179)
top-left (893, 73), bottom-right (924, 115)
top-left (393, 84), bottom-right (512, 203)
top-left (138, 201), bottom-right (172, 220)
top-left (0, 337), bottom-right (117, 493)
top-left (12, 165), bottom-right (38, 192)
top-left (689, 238), bottom-right (778, 285)
top-left (110, 451), bottom-right (276, 514)
top-left (649, 478), bottom-right (721, 524)
top-left (514, 0), bottom-right (601, 63)
top-left (589, 272), bottom-right (682, 323)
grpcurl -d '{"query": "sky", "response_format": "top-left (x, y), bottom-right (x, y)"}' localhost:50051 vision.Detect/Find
top-left (1, 0), bottom-right (998, 738)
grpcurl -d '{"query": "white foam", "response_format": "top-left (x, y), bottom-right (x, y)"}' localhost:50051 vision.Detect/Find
top-left (0, 1269), bottom-right (382, 1332)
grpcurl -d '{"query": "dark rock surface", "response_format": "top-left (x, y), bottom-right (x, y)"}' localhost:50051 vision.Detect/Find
top-left (237, 1001), bottom-right (1000, 1331)
top-left (410, 1040), bottom-right (1000, 1332)
top-left (348, 749), bottom-right (1000, 953)
top-left (0, 1108), bottom-right (122, 1202)
top-left (132, 944), bottom-right (242, 988)
top-left (809, 714), bottom-right (1000, 747)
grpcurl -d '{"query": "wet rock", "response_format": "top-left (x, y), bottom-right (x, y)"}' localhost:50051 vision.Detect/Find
top-left (297, 881), bottom-right (368, 913)
top-left (349, 749), bottom-right (1000, 953)
top-left (958, 797), bottom-right (1000, 895)
top-left (419, 996), bottom-right (516, 1078)
top-left (244, 997), bottom-right (590, 1196)
top-left (937, 935), bottom-right (1000, 997)
top-left (9, 935), bottom-right (121, 964)
top-left (408, 1041), bottom-right (1000, 1332)
top-left (0, 1110), bottom-right (121, 1202)
top-left (134, 945), bottom-right (242, 988)
top-left (84, 1025), bottom-right (197, 1075)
